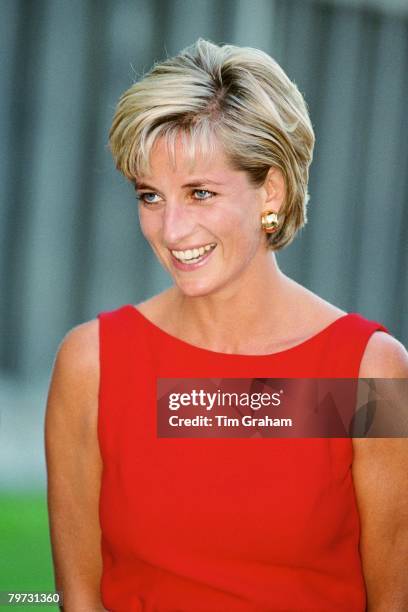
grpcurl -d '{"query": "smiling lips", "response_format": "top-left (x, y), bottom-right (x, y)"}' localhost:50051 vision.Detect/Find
top-left (171, 242), bottom-right (217, 265)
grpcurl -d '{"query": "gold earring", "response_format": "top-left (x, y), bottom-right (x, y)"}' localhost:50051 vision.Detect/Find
top-left (261, 210), bottom-right (280, 233)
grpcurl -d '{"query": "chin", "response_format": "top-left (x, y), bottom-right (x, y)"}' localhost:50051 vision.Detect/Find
top-left (174, 278), bottom-right (218, 298)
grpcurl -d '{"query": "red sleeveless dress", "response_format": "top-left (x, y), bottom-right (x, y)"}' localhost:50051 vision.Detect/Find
top-left (97, 305), bottom-right (389, 612)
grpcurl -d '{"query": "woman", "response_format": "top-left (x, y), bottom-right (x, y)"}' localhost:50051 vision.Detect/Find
top-left (45, 39), bottom-right (408, 611)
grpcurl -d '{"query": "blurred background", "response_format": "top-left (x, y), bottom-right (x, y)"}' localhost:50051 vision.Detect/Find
top-left (1, 0), bottom-right (407, 603)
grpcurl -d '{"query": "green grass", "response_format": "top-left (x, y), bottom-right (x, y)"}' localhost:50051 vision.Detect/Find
top-left (0, 492), bottom-right (58, 610)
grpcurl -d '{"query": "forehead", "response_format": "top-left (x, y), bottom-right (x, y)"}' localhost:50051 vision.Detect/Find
top-left (137, 133), bottom-right (237, 182)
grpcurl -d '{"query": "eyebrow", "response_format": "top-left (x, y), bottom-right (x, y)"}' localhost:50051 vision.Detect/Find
top-left (135, 179), bottom-right (224, 190)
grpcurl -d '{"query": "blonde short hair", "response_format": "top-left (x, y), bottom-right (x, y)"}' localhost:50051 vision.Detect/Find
top-left (109, 38), bottom-right (315, 250)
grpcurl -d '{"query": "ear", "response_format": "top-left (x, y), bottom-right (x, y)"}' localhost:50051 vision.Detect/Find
top-left (260, 167), bottom-right (286, 214)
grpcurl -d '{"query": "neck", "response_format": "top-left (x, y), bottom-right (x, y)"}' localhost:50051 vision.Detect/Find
top-left (169, 252), bottom-right (298, 353)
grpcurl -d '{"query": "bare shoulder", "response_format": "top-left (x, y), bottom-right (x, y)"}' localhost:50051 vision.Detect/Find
top-left (135, 288), bottom-right (176, 326)
top-left (55, 319), bottom-right (99, 375)
top-left (359, 331), bottom-right (408, 378)
top-left (351, 332), bottom-right (408, 606)
top-left (46, 319), bottom-right (100, 430)
top-left (353, 335), bottom-right (408, 451)
top-left (45, 319), bottom-right (104, 607)
top-left (284, 279), bottom-right (347, 332)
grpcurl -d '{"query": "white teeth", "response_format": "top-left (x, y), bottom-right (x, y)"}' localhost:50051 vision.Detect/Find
top-left (171, 243), bottom-right (216, 261)
top-left (182, 257), bottom-right (201, 265)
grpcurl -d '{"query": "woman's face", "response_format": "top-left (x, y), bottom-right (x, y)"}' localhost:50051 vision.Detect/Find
top-left (134, 134), bottom-right (274, 298)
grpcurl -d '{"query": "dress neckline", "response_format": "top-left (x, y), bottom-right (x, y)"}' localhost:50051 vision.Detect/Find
top-left (127, 304), bottom-right (353, 360)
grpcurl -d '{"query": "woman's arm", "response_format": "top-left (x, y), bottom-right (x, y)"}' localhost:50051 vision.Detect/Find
top-left (353, 332), bottom-right (408, 612)
top-left (45, 320), bottom-right (107, 611)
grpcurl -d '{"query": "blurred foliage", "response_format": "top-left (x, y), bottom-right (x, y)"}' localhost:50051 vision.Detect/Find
top-left (0, 492), bottom-right (58, 611)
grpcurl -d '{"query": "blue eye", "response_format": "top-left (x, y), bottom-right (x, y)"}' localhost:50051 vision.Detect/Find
top-left (135, 189), bottom-right (215, 205)
top-left (194, 189), bottom-right (214, 200)
top-left (135, 192), bottom-right (160, 204)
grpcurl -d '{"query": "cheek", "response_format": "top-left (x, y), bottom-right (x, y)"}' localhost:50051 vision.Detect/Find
top-left (211, 206), bottom-right (259, 265)
top-left (220, 200), bottom-right (260, 241)
top-left (212, 199), bottom-right (254, 229)
top-left (138, 209), bottom-right (161, 241)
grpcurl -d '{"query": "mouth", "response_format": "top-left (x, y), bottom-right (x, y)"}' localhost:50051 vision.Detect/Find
top-left (169, 242), bottom-right (217, 270)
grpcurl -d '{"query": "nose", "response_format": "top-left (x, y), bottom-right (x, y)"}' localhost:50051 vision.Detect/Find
top-left (162, 201), bottom-right (196, 247)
